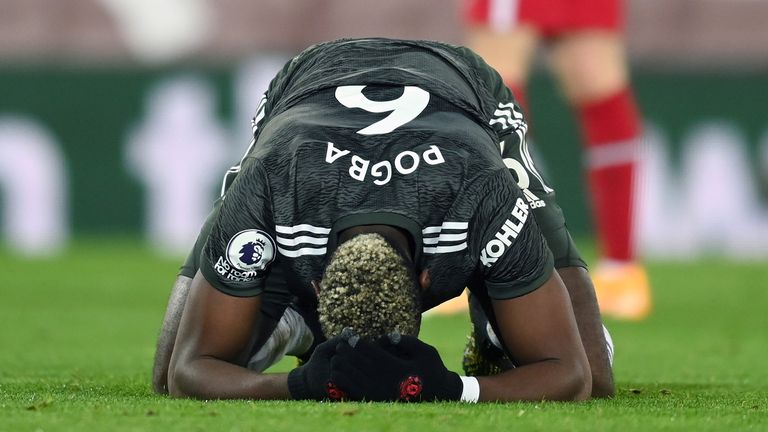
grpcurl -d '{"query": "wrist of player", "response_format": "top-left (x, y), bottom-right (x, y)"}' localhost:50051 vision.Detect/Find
top-left (459, 376), bottom-right (480, 403)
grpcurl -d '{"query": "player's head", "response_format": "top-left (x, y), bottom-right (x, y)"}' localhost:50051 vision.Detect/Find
top-left (317, 233), bottom-right (421, 340)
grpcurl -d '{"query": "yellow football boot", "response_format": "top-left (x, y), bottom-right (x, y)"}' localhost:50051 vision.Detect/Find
top-left (593, 262), bottom-right (652, 320)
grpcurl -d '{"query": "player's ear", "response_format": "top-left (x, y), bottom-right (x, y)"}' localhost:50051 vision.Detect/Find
top-left (418, 270), bottom-right (430, 291)
top-left (311, 280), bottom-right (322, 297)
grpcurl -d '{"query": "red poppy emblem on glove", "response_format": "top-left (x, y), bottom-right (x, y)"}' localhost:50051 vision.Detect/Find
top-left (399, 375), bottom-right (423, 401)
top-left (326, 382), bottom-right (346, 401)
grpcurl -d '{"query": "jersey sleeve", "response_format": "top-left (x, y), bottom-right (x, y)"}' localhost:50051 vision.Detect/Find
top-left (474, 170), bottom-right (554, 300)
top-left (199, 158), bottom-right (277, 297)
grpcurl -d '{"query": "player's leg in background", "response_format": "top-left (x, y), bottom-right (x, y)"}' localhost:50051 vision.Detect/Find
top-left (549, 29), bottom-right (651, 320)
top-left (459, 0), bottom-right (617, 394)
top-left (432, 0), bottom-right (541, 316)
top-left (463, 0), bottom-right (540, 117)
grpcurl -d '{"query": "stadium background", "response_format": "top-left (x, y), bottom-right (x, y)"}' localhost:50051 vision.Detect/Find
top-left (1, 2), bottom-right (767, 430)
top-left (2, 0), bottom-right (767, 258)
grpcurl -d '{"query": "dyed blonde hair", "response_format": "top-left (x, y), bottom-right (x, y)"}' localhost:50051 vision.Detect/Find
top-left (317, 233), bottom-right (420, 339)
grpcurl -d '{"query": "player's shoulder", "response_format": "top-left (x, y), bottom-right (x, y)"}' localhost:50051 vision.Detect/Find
top-left (439, 164), bottom-right (515, 213)
top-left (469, 166), bottom-right (522, 210)
top-left (294, 37), bottom-right (482, 67)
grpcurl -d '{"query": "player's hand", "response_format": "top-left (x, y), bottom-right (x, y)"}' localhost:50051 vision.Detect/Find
top-left (287, 336), bottom-right (346, 401)
top-left (329, 330), bottom-right (463, 402)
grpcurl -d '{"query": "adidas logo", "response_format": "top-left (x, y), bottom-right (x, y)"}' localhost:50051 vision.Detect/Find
top-left (489, 102), bottom-right (524, 130)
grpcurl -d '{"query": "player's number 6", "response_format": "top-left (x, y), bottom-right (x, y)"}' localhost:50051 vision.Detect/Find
top-left (335, 85), bottom-right (430, 136)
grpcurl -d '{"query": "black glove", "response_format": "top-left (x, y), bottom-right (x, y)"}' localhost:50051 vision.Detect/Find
top-left (287, 336), bottom-right (346, 401)
top-left (329, 332), bottom-right (463, 402)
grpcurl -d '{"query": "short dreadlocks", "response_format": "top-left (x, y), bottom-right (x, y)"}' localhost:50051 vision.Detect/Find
top-left (317, 233), bottom-right (421, 340)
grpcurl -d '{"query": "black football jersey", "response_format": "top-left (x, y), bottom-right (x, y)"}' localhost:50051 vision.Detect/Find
top-left (199, 38), bottom-right (554, 308)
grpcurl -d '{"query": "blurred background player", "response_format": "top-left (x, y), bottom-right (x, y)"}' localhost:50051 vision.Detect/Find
top-left (463, 0), bottom-right (650, 320)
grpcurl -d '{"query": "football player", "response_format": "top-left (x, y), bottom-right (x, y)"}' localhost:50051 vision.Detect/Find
top-left (464, 0), bottom-right (651, 320)
top-left (153, 38), bottom-right (614, 402)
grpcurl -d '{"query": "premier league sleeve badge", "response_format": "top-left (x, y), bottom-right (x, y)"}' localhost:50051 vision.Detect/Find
top-left (214, 229), bottom-right (276, 282)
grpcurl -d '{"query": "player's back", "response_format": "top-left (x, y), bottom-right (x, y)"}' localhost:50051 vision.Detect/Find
top-left (252, 84), bottom-right (506, 233)
top-left (264, 38), bottom-right (495, 126)
top-left (201, 39), bottom-right (547, 306)
top-left (248, 38), bottom-right (510, 229)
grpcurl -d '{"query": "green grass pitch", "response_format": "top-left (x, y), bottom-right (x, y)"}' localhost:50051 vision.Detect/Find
top-left (1, 239), bottom-right (766, 431)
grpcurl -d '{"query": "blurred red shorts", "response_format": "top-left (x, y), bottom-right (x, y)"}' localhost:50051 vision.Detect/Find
top-left (464, 0), bottom-right (624, 36)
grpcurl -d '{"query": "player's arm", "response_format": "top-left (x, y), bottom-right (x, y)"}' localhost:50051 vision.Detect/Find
top-left (169, 270), bottom-right (338, 401)
top-left (474, 173), bottom-right (591, 401)
top-left (167, 271), bottom-right (289, 399)
top-left (467, 49), bottom-right (615, 397)
top-left (329, 268), bottom-right (589, 403)
top-left (557, 266), bottom-right (615, 397)
top-left (152, 275), bottom-right (192, 394)
top-left (479, 271), bottom-right (591, 401)
top-left (495, 114), bottom-right (615, 398)
top-left (167, 157), bottom-right (334, 400)
top-left (154, 61), bottom-right (280, 394)
top-left (153, 200), bottom-right (223, 395)
top-left (328, 273), bottom-right (590, 402)
top-left (159, 56), bottom-right (318, 397)
top-left (166, 158), bottom-right (290, 398)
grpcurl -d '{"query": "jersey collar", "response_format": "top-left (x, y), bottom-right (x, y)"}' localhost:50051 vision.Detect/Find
top-left (325, 212), bottom-right (424, 266)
